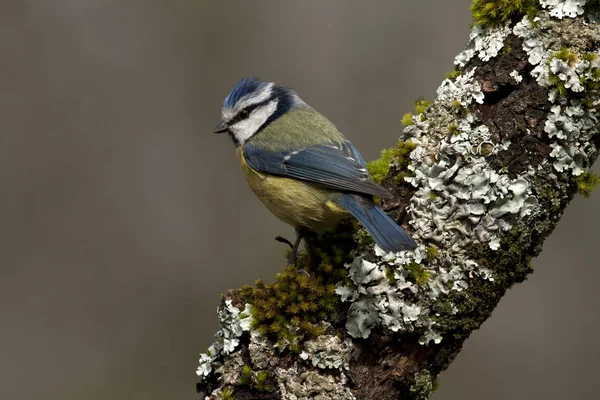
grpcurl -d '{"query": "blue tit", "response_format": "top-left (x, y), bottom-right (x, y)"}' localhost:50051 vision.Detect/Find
top-left (214, 77), bottom-right (416, 264)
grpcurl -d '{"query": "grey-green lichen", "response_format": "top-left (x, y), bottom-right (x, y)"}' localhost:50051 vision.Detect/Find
top-left (299, 333), bottom-right (353, 370)
top-left (455, 24), bottom-right (512, 67)
top-left (513, 13), bottom-right (600, 175)
top-left (337, 2), bottom-right (599, 346)
top-left (199, 3), bottom-right (600, 398)
top-left (277, 366), bottom-right (355, 400)
top-left (197, 300), bottom-right (252, 379)
top-left (410, 370), bottom-right (436, 400)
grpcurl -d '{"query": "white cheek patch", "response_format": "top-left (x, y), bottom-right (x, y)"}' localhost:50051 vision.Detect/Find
top-left (230, 100), bottom-right (278, 145)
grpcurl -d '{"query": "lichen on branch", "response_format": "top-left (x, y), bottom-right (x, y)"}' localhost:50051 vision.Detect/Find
top-left (197, 3), bottom-right (600, 399)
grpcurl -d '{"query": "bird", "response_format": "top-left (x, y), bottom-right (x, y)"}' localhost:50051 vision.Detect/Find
top-left (214, 77), bottom-right (416, 265)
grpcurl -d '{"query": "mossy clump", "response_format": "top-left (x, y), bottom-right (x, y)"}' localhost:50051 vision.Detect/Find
top-left (255, 370), bottom-right (272, 392)
top-left (451, 100), bottom-right (469, 117)
top-left (414, 98), bottom-right (431, 115)
top-left (547, 48), bottom-right (578, 95)
top-left (367, 148), bottom-right (397, 184)
top-left (574, 171), bottom-right (600, 198)
top-left (426, 246), bottom-right (438, 260)
top-left (405, 262), bottom-right (431, 286)
top-left (553, 47), bottom-right (578, 67)
top-left (401, 98), bottom-right (431, 127)
top-left (582, 52), bottom-right (597, 63)
top-left (238, 222), bottom-right (356, 345)
top-left (446, 69), bottom-right (462, 80)
top-left (470, 0), bottom-right (540, 28)
top-left (402, 113), bottom-right (414, 126)
top-left (385, 267), bottom-right (397, 284)
top-left (393, 140), bottom-right (418, 184)
top-left (222, 388), bottom-right (234, 400)
top-left (239, 365), bottom-right (253, 386)
top-left (367, 140), bottom-right (417, 184)
top-left (238, 366), bottom-right (273, 393)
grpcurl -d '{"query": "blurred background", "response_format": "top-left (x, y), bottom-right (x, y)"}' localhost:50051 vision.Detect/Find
top-left (2, 1), bottom-right (599, 399)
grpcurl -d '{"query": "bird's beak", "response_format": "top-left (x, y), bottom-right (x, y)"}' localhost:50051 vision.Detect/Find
top-left (213, 121), bottom-right (228, 133)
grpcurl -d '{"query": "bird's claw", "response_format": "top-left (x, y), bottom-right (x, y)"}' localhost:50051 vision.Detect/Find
top-left (275, 236), bottom-right (294, 249)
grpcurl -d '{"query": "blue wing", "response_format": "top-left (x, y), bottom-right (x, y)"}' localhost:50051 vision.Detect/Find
top-left (243, 141), bottom-right (392, 199)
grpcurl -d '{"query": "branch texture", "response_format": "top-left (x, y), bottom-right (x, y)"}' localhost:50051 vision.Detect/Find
top-left (197, 3), bottom-right (600, 399)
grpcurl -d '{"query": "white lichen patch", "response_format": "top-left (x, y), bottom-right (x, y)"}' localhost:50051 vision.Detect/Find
top-left (540, 0), bottom-right (587, 19)
top-left (197, 301), bottom-right (252, 379)
top-left (299, 335), bottom-right (353, 370)
top-left (510, 70), bottom-right (523, 84)
top-left (337, 245), bottom-right (489, 343)
top-left (339, 55), bottom-right (545, 342)
top-left (514, 13), bottom-right (600, 174)
top-left (514, 13), bottom-right (600, 95)
top-left (455, 24), bottom-right (512, 67)
top-left (437, 67), bottom-right (485, 106)
top-left (277, 366), bottom-right (355, 400)
top-left (406, 113), bottom-right (539, 250)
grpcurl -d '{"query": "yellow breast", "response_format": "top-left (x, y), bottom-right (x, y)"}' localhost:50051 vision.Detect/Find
top-left (236, 147), bottom-right (348, 231)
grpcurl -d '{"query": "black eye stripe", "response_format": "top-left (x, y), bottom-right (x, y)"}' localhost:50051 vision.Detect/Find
top-left (229, 99), bottom-right (273, 125)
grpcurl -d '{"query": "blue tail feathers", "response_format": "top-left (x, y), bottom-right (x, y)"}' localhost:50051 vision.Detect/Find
top-left (337, 194), bottom-right (416, 252)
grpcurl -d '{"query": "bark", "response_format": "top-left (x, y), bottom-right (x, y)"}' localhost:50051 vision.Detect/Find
top-left (196, 3), bottom-right (600, 399)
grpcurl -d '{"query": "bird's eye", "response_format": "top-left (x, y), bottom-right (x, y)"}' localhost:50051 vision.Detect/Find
top-left (240, 109), bottom-right (250, 119)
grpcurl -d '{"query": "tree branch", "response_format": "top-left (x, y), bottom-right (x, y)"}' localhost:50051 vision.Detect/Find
top-left (196, 2), bottom-right (600, 399)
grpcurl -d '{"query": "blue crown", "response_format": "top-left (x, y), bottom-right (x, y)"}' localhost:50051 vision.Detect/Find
top-left (223, 76), bottom-right (266, 109)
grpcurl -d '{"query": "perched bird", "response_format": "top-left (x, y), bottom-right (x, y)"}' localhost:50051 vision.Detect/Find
top-left (214, 77), bottom-right (416, 264)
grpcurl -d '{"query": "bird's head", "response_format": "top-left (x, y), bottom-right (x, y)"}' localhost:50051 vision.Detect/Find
top-left (214, 77), bottom-right (304, 146)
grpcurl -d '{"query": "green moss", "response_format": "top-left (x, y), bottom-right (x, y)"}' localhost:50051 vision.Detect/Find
top-left (448, 124), bottom-right (459, 135)
top-left (552, 47), bottom-right (577, 67)
top-left (385, 267), bottom-right (398, 284)
top-left (582, 52), bottom-right (597, 63)
top-left (414, 98), bottom-right (432, 115)
top-left (547, 48), bottom-right (589, 95)
top-left (401, 98), bottom-right (431, 127)
top-left (222, 388), bottom-right (234, 400)
top-left (367, 140), bottom-right (417, 185)
top-left (446, 69), bottom-right (462, 80)
top-left (451, 100), bottom-right (469, 117)
top-left (239, 365), bottom-right (253, 386)
top-left (367, 148), bottom-right (396, 184)
top-left (405, 262), bottom-right (431, 286)
top-left (501, 37), bottom-right (513, 55)
top-left (238, 223), bottom-right (356, 346)
top-left (392, 140), bottom-right (418, 184)
top-left (426, 246), bottom-right (438, 260)
top-left (255, 371), bottom-right (271, 392)
top-left (471, 0), bottom-right (540, 28)
top-left (290, 342), bottom-right (301, 355)
top-left (548, 72), bottom-right (567, 96)
top-left (574, 172), bottom-right (600, 198)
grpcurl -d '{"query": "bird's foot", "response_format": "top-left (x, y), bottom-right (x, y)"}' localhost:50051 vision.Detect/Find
top-left (277, 228), bottom-right (305, 267)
